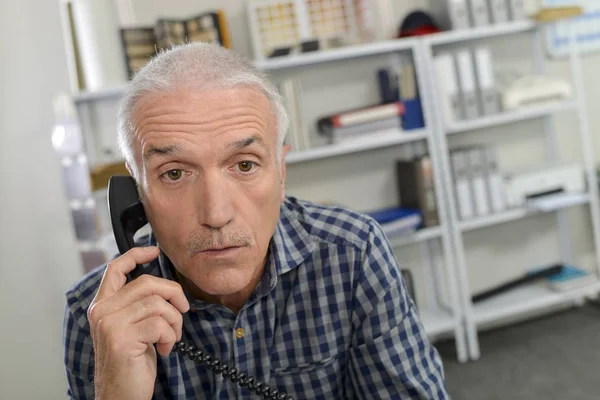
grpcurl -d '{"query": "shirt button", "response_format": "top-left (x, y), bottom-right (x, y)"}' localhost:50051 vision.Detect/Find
top-left (235, 327), bottom-right (245, 339)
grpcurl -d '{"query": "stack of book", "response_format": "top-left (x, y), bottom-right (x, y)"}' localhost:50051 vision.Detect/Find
top-left (316, 101), bottom-right (405, 144)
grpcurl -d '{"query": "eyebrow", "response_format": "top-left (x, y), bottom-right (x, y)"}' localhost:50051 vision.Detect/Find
top-left (231, 136), bottom-right (267, 151)
top-left (143, 144), bottom-right (182, 162)
top-left (142, 135), bottom-right (270, 162)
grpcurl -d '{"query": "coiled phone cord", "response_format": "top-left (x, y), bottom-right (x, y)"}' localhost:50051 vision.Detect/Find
top-left (172, 341), bottom-right (294, 400)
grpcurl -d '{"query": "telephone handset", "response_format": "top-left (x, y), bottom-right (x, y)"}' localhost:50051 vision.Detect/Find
top-left (107, 176), bottom-right (293, 400)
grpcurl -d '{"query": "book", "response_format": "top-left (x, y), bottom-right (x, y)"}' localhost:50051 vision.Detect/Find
top-left (367, 207), bottom-right (423, 237)
top-left (546, 265), bottom-right (597, 292)
top-left (317, 102), bottom-right (404, 134)
top-left (396, 156), bottom-right (439, 227)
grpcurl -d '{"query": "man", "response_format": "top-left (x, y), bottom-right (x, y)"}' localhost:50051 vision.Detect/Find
top-left (63, 42), bottom-right (450, 399)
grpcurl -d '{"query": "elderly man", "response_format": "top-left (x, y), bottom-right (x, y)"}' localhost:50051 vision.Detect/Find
top-left (63, 42), bottom-right (450, 399)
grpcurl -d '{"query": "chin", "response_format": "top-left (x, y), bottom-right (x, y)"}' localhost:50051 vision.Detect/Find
top-left (192, 264), bottom-right (258, 296)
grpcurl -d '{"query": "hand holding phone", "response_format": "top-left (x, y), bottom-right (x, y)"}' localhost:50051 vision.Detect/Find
top-left (86, 246), bottom-right (190, 400)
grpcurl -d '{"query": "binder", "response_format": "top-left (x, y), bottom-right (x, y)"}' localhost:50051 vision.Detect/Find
top-left (487, 0), bottom-right (509, 23)
top-left (446, 0), bottom-right (471, 30)
top-left (468, 0), bottom-right (491, 27)
top-left (434, 52), bottom-right (463, 124)
top-left (396, 156), bottom-right (439, 227)
top-left (451, 150), bottom-right (475, 220)
top-left (473, 46), bottom-right (500, 116)
top-left (507, 0), bottom-right (525, 20)
top-left (456, 49), bottom-right (480, 120)
top-left (483, 146), bottom-right (506, 213)
top-left (468, 147), bottom-right (491, 216)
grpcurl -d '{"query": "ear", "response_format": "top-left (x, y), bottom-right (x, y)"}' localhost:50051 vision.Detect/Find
top-left (279, 144), bottom-right (291, 201)
top-left (125, 161), bottom-right (135, 177)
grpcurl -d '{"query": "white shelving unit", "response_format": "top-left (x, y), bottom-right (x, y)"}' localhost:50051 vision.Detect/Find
top-left (57, 10), bottom-right (600, 366)
top-left (419, 18), bottom-right (600, 361)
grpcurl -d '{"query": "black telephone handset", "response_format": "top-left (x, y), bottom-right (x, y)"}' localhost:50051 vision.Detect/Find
top-left (107, 176), bottom-right (293, 400)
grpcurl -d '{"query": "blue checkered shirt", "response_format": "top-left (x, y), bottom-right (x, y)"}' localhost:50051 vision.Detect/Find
top-left (63, 196), bottom-right (450, 399)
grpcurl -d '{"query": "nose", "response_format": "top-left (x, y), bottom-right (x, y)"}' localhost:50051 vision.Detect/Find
top-left (195, 171), bottom-right (235, 229)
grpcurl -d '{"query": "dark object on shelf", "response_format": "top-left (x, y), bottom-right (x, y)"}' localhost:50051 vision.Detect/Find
top-left (269, 46), bottom-right (293, 58)
top-left (396, 156), bottom-right (439, 228)
top-left (397, 10), bottom-right (442, 38)
top-left (472, 264), bottom-right (564, 303)
top-left (377, 68), bottom-right (400, 104)
top-left (120, 27), bottom-right (158, 80)
top-left (301, 39), bottom-right (320, 52)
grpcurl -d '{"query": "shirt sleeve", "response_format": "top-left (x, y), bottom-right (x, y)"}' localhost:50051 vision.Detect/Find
top-left (347, 219), bottom-right (451, 399)
top-left (63, 302), bottom-right (96, 399)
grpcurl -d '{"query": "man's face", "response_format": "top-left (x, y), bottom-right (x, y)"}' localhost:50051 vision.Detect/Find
top-left (129, 86), bottom-right (287, 297)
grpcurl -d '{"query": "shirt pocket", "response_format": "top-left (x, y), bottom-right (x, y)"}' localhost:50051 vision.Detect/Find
top-left (269, 352), bottom-right (345, 399)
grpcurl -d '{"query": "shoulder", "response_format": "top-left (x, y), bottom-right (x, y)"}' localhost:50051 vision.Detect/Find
top-left (64, 263), bottom-right (107, 328)
top-left (281, 196), bottom-right (383, 252)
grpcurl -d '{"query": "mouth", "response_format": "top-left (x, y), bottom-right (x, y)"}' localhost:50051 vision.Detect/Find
top-left (198, 246), bottom-right (243, 257)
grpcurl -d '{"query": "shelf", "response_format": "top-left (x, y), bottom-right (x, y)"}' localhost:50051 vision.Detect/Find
top-left (387, 226), bottom-right (443, 247)
top-left (446, 100), bottom-right (577, 134)
top-left (459, 192), bottom-right (590, 232)
top-left (254, 37), bottom-right (417, 71)
top-left (425, 20), bottom-right (537, 46)
top-left (473, 281), bottom-right (600, 326)
top-left (72, 84), bottom-right (128, 103)
top-left (286, 128), bottom-right (429, 165)
top-left (420, 306), bottom-right (456, 337)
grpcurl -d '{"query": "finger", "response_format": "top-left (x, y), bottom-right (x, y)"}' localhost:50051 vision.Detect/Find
top-left (134, 316), bottom-right (177, 357)
top-left (95, 274), bottom-right (190, 317)
top-left (95, 246), bottom-right (160, 301)
top-left (125, 295), bottom-right (183, 341)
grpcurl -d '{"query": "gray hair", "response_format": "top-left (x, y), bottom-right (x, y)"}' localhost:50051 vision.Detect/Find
top-left (116, 42), bottom-right (289, 180)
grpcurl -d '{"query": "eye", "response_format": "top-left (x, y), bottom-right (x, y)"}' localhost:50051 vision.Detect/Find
top-left (237, 161), bottom-right (255, 173)
top-left (164, 169), bottom-right (184, 181)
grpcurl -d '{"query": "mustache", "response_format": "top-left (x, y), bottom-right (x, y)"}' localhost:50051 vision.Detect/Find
top-left (184, 229), bottom-right (254, 256)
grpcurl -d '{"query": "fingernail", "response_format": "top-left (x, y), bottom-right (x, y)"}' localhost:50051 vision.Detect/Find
top-left (145, 246), bottom-right (159, 252)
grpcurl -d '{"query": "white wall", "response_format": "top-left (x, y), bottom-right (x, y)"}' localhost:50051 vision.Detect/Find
top-left (0, 0), bottom-right (84, 398)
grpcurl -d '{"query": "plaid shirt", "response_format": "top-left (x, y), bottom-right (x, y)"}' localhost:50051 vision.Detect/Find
top-left (63, 196), bottom-right (450, 399)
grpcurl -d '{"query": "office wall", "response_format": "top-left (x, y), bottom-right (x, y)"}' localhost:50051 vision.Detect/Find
top-left (0, 0), bottom-right (83, 398)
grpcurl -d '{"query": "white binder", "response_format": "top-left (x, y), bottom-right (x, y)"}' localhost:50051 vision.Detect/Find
top-left (447, 0), bottom-right (471, 29)
top-left (456, 49), bottom-right (479, 119)
top-left (434, 52), bottom-right (464, 124)
top-left (468, 147), bottom-right (491, 217)
top-left (507, 0), bottom-right (525, 20)
top-left (487, 0), bottom-right (509, 23)
top-left (451, 150), bottom-right (475, 220)
top-left (473, 46), bottom-right (500, 115)
top-left (483, 147), bottom-right (506, 213)
top-left (468, 0), bottom-right (491, 26)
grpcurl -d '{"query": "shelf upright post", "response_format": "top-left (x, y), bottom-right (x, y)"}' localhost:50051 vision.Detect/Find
top-left (565, 19), bottom-right (600, 277)
top-left (416, 37), bottom-right (481, 360)
top-left (533, 22), bottom-right (575, 265)
top-left (412, 40), bottom-right (469, 363)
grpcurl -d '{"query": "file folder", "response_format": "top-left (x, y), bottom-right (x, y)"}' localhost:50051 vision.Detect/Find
top-left (487, 0), bottom-right (509, 23)
top-left (483, 146), bottom-right (506, 213)
top-left (451, 150), bottom-right (475, 220)
top-left (456, 49), bottom-right (479, 119)
top-left (434, 52), bottom-right (464, 124)
top-left (468, 0), bottom-right (491, 26)
top-left (473, 46), bottom-right (500, 115)
top-left (508, 0), bottom-right (525, 20)
top-left (469, 147), bottom-right (491, 217)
